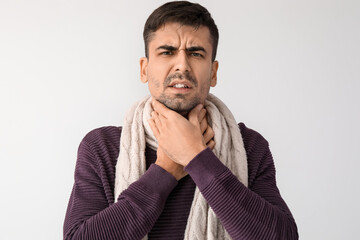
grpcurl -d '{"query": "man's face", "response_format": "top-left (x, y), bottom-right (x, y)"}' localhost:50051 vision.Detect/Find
top-left (140, 22), bottom-right (218, 115)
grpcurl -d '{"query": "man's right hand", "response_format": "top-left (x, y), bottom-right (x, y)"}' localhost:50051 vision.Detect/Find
top-left (155, 146), bottom-right (188, 181)
top-left (154, 107), bottom-right (215, 181)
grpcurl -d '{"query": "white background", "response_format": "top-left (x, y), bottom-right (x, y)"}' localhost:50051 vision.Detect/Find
top-left (1, 0), bottom-right (359, 239)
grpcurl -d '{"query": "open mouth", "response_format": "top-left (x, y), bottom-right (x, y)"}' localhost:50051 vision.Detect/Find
top-left (171, 83), bottom-right (190, 88)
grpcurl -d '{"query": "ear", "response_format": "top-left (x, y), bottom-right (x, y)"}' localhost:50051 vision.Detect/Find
top-left (210, 60), bottom-right (219, 87)
top-left (140, 57), bottom-right (148, 83)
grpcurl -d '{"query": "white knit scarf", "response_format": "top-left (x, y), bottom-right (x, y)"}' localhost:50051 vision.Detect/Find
top-left (114, 94), bottom-right (248, 240)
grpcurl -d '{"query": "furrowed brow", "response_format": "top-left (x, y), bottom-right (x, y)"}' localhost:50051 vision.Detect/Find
top-left (186, 46), bottom-right (207, 53)
top-left (156, 45), bottom-right (178, 51)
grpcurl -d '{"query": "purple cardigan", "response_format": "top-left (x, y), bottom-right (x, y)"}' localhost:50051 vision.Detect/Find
top-left (64, 123), bottom-right (298, 239)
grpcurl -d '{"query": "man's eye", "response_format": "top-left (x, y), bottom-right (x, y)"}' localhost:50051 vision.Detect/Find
top-left (190, 52), bottom-right (202, 57)
top-left (161, 51), bottom-right (173, 55)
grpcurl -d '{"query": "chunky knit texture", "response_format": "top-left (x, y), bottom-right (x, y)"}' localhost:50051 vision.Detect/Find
top-left (114, 94), bottom-right (248, 240)
top-left (63, 123), bottom-right (298, 240)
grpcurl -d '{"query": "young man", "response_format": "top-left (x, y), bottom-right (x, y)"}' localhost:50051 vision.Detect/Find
top-left (64, 1), bottom-right (298, 239)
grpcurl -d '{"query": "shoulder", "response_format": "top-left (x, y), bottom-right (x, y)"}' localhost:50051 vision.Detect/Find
top-left (75, 126), bottom-right (122, 190)
top-left (238, 122), bottom-right (269, 154)
top-left (73, 126), bottom-right (122, 203)
top-left (238, 123), bottom-right (273, 187)
top-left (78, 126), bottom-right (122, 167)
top-left (81, 126), bottom-right (122, 147)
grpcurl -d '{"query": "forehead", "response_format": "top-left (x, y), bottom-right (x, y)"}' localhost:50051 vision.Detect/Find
top-left (149, 22), bottom-right (212, 49)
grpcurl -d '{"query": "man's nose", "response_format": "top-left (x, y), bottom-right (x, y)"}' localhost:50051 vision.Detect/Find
top-left (174, 50), bottom-right (191, 72)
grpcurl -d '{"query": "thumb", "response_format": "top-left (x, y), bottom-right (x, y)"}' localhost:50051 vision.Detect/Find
top-left (188, 104), bottom-right (203, 125)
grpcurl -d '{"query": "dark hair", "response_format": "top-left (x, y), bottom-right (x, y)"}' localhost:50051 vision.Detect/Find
top-left (143, 1), bottom-right (219, 62)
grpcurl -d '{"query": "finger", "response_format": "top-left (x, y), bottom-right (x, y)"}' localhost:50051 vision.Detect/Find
top-left (207, 140), bottom-right (215, 150)
top-left (203, 126), bottom-right (214, 143)
top-left (200, 116), bottom-right (207, 134)
top-left (188, 104), bottom-right (203, 125)
top-left (198, 108), bottom-right (206, 123)
top-left (157, 111), bottom-right (168, 123)
top-left (151, 111), bottom-right (162, 128)
top-left (148, 119), bottom-right (160, 140)
top-left (152, 99), bottom-right (171, 118)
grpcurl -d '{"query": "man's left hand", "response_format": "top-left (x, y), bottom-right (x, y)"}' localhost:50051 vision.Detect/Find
top-left (148, 99), bottom-right (208, 166)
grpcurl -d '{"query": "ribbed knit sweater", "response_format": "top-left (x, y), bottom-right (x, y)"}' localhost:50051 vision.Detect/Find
top-left (63, 123), bottom-right (298, 240)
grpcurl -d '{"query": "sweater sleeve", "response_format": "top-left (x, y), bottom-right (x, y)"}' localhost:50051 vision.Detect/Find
top-left (184, 124), bottom-right (298, 240)
top-left (63, 127), bottom-right (178, 240)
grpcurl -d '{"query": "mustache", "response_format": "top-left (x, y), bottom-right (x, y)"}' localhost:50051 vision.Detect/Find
top-left (164, 72), bottom-right (198, 87)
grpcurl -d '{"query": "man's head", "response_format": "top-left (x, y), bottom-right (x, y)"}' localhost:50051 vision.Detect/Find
top-left (140, 1), bottom-right (219, 115)
top-left (143, 1), bottom-right (219, 62)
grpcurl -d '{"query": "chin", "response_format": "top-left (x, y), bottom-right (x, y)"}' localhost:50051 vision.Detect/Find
top-left (158, 95), bottom-right (200, 115)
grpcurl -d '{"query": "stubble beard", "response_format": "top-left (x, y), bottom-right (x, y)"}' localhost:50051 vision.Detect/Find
top-left (157, 71), bottom-right (201, 116)
top-left (158, 93), bottom-right (200, 116)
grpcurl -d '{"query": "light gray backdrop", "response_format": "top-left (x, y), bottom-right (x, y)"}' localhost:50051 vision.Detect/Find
top-left (1, 0), bottom-right (359, 239)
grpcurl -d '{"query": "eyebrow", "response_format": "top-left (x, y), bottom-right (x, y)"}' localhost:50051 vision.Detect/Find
top-left (156, 45), bottom-right (207, 53)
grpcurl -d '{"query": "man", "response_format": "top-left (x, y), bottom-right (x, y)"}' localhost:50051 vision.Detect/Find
top-left (64, 1), bottom-right (298, 239)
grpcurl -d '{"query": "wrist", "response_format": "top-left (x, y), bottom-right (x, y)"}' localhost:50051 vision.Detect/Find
top-left (155, 159), bottom-right (186, 181)
top-left (184, 144), bottom-right (207, 166)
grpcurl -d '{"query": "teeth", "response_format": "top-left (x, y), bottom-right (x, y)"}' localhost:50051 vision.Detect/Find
top-left (173, 84), bottom-right (188, 88)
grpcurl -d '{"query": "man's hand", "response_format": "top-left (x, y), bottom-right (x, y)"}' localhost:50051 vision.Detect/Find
top-left (148, 99), bottom-right (214, 167)
top-left (198, 106), bottom-right (216, 151)
top-left (155, 147), bottom-right (188, 181)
